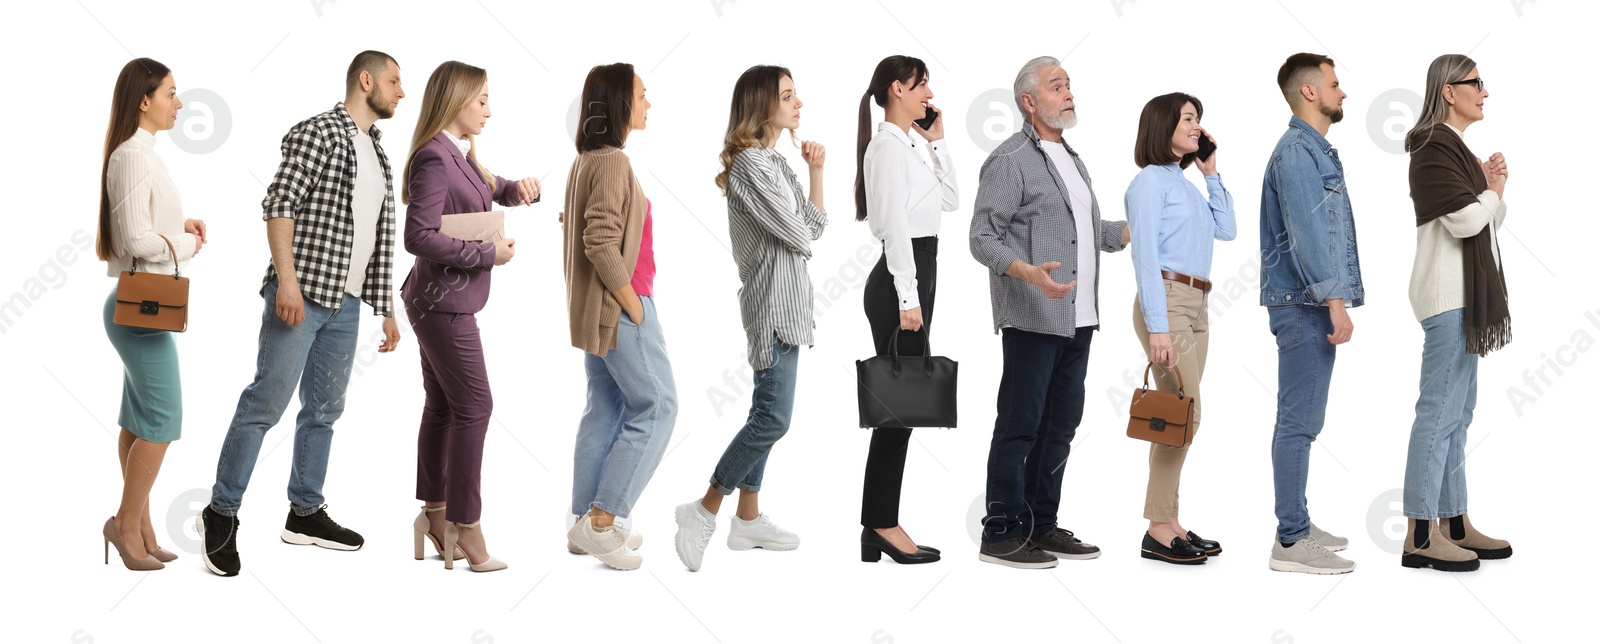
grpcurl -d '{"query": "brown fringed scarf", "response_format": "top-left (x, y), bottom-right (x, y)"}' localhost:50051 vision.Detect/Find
top-left (1408, 124), bottom-right (1511, 356)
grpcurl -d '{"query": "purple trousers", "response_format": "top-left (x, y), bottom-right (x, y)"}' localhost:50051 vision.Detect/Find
top-left (406, 306), bottom-right (491, 524)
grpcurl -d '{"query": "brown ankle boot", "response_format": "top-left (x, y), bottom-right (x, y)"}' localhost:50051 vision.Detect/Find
top-left (1400, 518), bottom-right (1479, 572)
top-left (1441, 514), bottom-right (1512, 560)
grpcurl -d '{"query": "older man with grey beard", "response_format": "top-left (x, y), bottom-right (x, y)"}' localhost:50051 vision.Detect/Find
top-left (970, 56), bottom-right (1129, 569)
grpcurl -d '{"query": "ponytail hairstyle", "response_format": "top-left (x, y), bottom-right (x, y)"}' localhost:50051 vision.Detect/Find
top-left (404, 61), bottom-right (494, 204)
top-left (97, 58), bottom-right (171, 261)
top-left (715, 65), bottom-right (795, 193)
top-left (853, 55), bottom-right (928, 221)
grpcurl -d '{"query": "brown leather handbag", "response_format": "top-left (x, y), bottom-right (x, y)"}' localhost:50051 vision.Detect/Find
top-left (1127, 361), bottom-right (1195, 448)
top-left (113, 235), bottom-right (189, 332)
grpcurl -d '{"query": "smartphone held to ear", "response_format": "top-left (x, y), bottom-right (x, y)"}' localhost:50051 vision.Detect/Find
top-left (914, 106), bottom-right (938, 131)
top-left (1196, 134), bottom-right (1217, 162)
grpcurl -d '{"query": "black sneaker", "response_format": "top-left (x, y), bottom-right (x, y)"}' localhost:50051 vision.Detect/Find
top-left (978, 537), bottom-right (1059, 569)
top-left (281, 505), bottom-right (364, 551)
top-left (197, 506), bottom-right (241, 577)
top-left (1030, 527), bottom-right (1102, 560)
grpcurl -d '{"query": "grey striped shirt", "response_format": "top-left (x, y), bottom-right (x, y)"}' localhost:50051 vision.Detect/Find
top-left (726, 147), bottom-right (828, 370)
top-left (969, 123), bottom-right (1128, 337)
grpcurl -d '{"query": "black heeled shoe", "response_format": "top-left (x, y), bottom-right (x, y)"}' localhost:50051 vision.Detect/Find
top-left (1140, 532), bottom-right (1207, 565)
top-left (861, 528), bottom-right (940, 564)
top-left (1184, 530), bottom-right (1222, 556)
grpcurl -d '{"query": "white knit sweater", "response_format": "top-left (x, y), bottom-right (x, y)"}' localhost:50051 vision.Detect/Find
top-left (1407, 125), bottom-right (1506, 321)
top-left (104, 129), bottom-right (196, 277)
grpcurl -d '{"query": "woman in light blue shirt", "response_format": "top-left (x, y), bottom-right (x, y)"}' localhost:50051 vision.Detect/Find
top-left (1124, 92), bottom-right (1236, 566)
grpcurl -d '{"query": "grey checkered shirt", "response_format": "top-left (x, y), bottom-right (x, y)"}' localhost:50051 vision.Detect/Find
top-left (969, 122), bottom-right (1127, 337)
top-left (259, 103), bottom-right (396, 317)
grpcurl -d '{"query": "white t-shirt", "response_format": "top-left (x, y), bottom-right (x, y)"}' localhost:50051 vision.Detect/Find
top-left (1039, 139), bottom-right (1098, 327)
top-left (344, 130), bottom-right (385, 298)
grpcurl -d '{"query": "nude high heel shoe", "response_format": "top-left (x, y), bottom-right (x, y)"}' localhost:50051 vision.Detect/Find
top-left (413, 505), bottom-right (465, 561)
top-left (443, 521), bottom-right (507, 572)
top-left (103, 517), bottom-right (163, 571)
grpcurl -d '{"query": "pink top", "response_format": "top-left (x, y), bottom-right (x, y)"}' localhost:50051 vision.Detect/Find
top-left (630, 199), bottom-right (656, 296)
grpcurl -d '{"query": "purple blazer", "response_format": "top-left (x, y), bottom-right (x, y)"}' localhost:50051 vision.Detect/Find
top-left (400, 132), bottom-right (534, 315)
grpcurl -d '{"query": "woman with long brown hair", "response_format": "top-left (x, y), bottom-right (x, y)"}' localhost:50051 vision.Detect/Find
top-left (670, 64), bottom-right (826, 572)
top-left (855, 54), bottom-right (957, 565)
top-left (400, 60), bottom-right (540, 573)
top-left (97, 57), bottom-right (206, 571)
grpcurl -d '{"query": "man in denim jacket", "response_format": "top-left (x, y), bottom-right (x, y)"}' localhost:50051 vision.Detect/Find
top-left (1260, 53), bottom-right (1364, 575)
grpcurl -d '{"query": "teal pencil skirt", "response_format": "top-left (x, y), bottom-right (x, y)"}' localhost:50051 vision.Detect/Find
top-left (102, 288), bottom-right (182, 443)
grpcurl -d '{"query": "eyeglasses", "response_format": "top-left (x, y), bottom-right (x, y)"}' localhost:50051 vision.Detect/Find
top-left (1449, 78), bottom-right (1485, 92)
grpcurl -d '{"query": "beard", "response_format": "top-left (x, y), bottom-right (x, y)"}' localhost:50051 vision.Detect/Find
top-left (1319, 101), bottom-right (1343, 124)
top-left (1041, 105), bottom-right (1078, 130)
top-left (367, 91), bottom-right (395, 120)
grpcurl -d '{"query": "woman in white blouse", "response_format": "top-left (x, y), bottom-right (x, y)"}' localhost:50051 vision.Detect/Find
top-left (96, 58), bottom-right (206, 571)
top-left (853, 54), bottom-right (958, 565)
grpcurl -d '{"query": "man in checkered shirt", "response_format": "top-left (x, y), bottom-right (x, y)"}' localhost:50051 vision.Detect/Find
top-left (970, 57), bottom-right (1130, 569)
top-left (199, 51), bottom-right (405, 578)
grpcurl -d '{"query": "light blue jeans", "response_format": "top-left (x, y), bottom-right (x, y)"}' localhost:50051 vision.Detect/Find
top-left (210, 279), bottom-right (360, 517)
top-left (571, 296), bottom-right (678, 519)
top-left (1268, 305), bottom-right (1336, 543)
top-left (1403, 308), bottom-right (1476, 520)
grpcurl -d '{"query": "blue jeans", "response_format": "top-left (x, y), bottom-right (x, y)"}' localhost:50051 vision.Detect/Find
top-left (981, 327), bottom-right (1094, 543)
top-left (1268, 305), bottom-right (1336, 542)
top-left (1404, 309), bottom-right (1475, 520)
top-left (571, 296), bottom-right (678, 519)
top-left (709, 335), bottom-right (800, 495)
top-left (210, 279), bottom-right (360, 517)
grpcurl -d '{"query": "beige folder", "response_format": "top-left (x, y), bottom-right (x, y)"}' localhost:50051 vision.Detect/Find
top-left (440, 210), bottom-right (505, 242)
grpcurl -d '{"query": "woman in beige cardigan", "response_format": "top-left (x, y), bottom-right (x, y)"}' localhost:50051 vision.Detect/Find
top-left (561, 62), bottom-right (676, 571)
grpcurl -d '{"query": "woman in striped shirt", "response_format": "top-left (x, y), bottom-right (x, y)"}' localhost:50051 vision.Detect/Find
top-left (97, 58), bottom-right (206, 571)
top-left (671, 65), bottom-right (826, 572)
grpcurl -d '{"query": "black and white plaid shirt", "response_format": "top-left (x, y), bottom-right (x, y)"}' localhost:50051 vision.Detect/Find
top-left (970, 122), bottom-right (1127, 337)
top-left (259, 103), bottom-right (395, 317)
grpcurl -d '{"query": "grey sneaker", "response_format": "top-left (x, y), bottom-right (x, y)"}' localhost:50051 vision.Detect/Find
top-left (1309, 524), bottom-right (1348, 552)
top-left (1270, 536), bottom-right (1355, 575)
top-left (979, 538), bottom-right (1058, 569)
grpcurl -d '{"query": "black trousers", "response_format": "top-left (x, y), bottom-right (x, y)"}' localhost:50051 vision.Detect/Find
top-left (860, 236), bottom-right (937, 529)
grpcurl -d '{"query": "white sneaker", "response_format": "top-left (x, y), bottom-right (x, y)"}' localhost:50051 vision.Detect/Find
top-left (1309, 524), bottom-right (1348, 552)
top-left (673, 501), bottom-right (717, 572)
top-left (568, 525), bottom-right (643, 554)
top-left (726, 513), bottom-right (800, 551)
top-left (567, 514), bottom-right (642, 571)
top-left (1269, 536), bottom-right (1356, 574)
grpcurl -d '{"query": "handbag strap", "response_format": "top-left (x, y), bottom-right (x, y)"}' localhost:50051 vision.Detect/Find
top-left (1141, 361), bottom-right (1186, 398)
top-left (884, 328), bottom-right (936, 378)
top-left (131, 234), bottom-right (182, 277)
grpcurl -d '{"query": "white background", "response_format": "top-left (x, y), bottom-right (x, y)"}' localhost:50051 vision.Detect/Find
top-left (2, 0), bottom-right (1590, 642)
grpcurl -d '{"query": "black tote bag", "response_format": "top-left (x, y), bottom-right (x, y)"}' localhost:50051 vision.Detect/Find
top-left (855, 329), bottom-right (958, 429)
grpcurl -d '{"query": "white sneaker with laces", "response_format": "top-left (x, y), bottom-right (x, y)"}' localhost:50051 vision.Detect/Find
top-left (1269, 536), bottom-right (1356, 575)
top-left (726, 513), bottom-right (800, 551)
top-left (568, 522), bottom-right (643, 554)
top-left (674, 501), bottom-right (717, 572)
top-left (568, 514), bottom-right (642, 571)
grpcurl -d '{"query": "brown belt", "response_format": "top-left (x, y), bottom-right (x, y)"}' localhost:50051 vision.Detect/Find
top-left (1161, 269), bottom-right (1212, 293)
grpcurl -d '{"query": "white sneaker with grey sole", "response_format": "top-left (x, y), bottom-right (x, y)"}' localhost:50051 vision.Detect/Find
top-left (1309, 524), bottom-right (1348, 552)
top-left (1270, 536), bottom-right (1356, 574)
top-left (726, 513), bottom-right (800, 551)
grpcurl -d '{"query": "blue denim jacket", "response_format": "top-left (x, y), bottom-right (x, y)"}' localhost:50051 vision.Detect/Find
top-left (1259, 116), bottom-right (1364, 307)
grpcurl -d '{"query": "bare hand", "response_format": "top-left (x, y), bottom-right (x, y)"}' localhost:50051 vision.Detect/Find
top-left (1327, 299), bottom-right (1353, 345)
top-left (184, 218), bottom-right (207, 244)
top-left (899, 306), bottom-right (924, 332)
top-left (515, 177), bottom-right (542, 205)
top-left (276, 282), bottom-right (305, 327)
top-left (1148, 332), bottom-right (1177, 370)
top-left (380, 316), bottom-right (402, 352)
top-left (1195, 130), bottom-right (1219, 176)
top-left (1029, 261), bottom-right (1076, 300)
top-left (493, 238), bottom-right (516, 266)
top-left (801, 141), bottom-right (825, 169)
top-left (911, 103), bottom-right (945, 142)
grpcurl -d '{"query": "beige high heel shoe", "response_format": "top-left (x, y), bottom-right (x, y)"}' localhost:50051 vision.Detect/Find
top-left (443, 521), bottom-right (507, 572)
top-left (103, 517), bottom-right (163, 571)
top-left (412, 505), bottom-right (466, 561)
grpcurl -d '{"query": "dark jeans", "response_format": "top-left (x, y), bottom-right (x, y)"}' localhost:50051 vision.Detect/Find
top-left (981, 327), bottom-right (1094, 543)
top-left (407, 306), bottom-right (492, 524)
top-left (860, 236), bottom-right (937, 529)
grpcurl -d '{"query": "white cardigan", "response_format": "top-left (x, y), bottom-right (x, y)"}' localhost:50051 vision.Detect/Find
top-left (1408, 127), bottom-right (1506, 321)
top-left (104, 129), bottom-right (195, 277)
